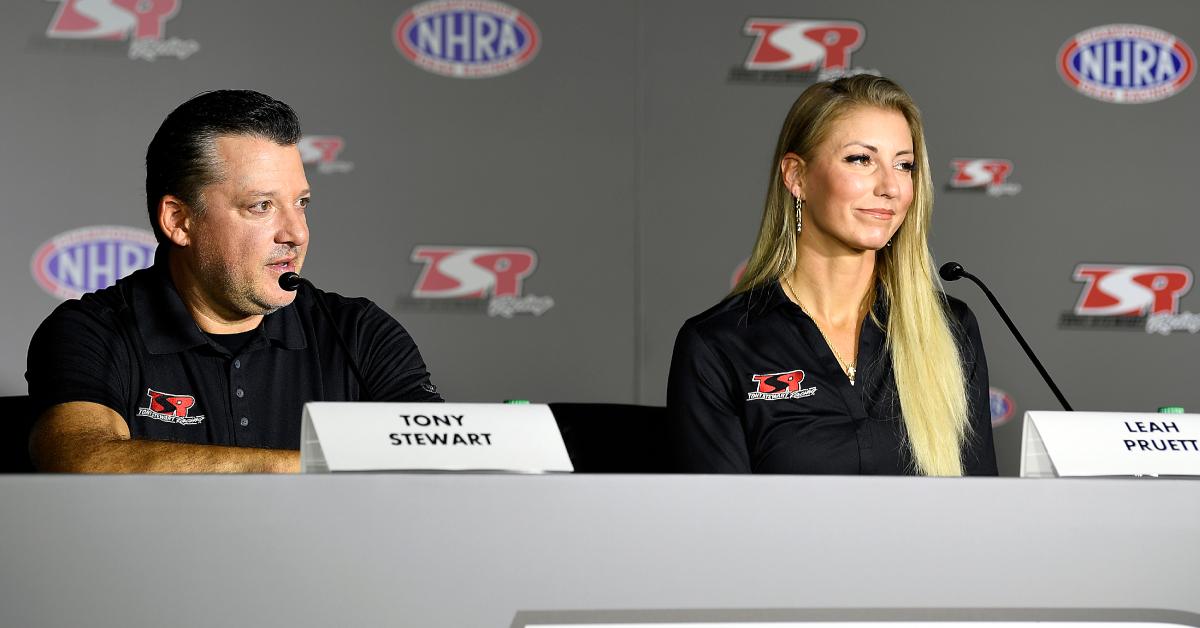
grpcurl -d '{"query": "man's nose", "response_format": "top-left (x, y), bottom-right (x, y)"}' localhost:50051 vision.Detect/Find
top-left (278, 204), bottom-right (308, 248)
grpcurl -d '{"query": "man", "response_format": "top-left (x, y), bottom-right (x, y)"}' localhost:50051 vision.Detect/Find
top-left (26, 90), bottom-right (441, 473)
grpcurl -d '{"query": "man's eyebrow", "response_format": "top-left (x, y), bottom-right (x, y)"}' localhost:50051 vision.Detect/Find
top-left (243, 189), bottom-right (310, 198)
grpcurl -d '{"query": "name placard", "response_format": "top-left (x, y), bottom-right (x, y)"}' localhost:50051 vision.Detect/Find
top-left (300, 402), bottom-right (573, 473)
top-left (1020, 410), bottom-right (1200, 477)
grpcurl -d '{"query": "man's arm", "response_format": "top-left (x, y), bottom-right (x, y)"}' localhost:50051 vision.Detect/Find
top-left (30, 401), bottom-right (298, 473)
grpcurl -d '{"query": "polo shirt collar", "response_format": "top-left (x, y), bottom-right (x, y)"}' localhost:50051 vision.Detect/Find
top-left (133, 258), bottom-right (307, 355)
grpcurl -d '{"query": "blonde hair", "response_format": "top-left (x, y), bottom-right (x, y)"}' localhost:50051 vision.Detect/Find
top-left (734, 75), bottom-right (969, 476)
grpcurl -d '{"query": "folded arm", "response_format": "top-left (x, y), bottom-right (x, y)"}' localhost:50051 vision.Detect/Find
top-left (30, 401), bottom-right (299, 473)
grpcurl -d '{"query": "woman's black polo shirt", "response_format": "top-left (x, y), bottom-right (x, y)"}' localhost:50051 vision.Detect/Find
top-left (26, 263), bottom-right (441, 450)
top-left (666, 281), bottom-right (997, 475)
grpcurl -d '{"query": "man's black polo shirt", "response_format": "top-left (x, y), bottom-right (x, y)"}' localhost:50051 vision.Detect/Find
top-left (666, 281), bottom-right (997, 475)
top-left (26, 262), bottom-right (441, 450)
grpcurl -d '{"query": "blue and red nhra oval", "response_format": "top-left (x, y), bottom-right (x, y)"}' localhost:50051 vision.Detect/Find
top-left (394, 0), bottom-right (540, 79)
top-left (31, 226), bottom-right (157, 300)
top-left (1058, 24), bottom-right (1194, 103)
top-left (989, 387), bottom-right (1016, 428)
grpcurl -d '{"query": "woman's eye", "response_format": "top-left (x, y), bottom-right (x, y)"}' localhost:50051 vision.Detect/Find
top-left (896, 161), bottom-right (917, 173)
top-left (845, 154), bottom-right (872, 165)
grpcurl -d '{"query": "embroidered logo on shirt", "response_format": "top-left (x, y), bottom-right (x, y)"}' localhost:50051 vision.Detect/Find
top-left (747, 370), bottom-right (818, 401)
top-left (136, 388), bottom-right (206, 425)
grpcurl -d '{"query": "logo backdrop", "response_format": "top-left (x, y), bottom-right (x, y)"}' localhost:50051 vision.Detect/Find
top-left (2, 0), bottom-right (1196, 475)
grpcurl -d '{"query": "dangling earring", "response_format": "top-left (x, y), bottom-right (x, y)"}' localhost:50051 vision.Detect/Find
top-left (794, 196), bottom-right (803, 233)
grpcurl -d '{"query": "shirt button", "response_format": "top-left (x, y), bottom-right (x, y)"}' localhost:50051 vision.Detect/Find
top-left (240, 417), bottom-right (249, 427)
top-left (233, 359), bottom-right (241, 369)
top-left (236, 388), bottom-right (244, 398)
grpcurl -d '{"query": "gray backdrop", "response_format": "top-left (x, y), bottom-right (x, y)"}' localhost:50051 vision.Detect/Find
top-left (3, 1), bottom-right (1197, 475)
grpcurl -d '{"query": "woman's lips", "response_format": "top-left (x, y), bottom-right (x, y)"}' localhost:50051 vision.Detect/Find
top-left (857, 208), bottom-right (896, 220)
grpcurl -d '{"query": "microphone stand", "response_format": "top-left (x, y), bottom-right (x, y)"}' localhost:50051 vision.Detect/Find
top-left (940, 262), bottom-right (1073, 411)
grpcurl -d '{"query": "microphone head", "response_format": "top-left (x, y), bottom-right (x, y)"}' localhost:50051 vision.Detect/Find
top-left (939, 262), bottom-right (965, 282)
top-left (278, 272), bottom-right (303, 292)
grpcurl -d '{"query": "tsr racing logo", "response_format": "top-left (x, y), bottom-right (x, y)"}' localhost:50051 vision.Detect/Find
top-left (1060, 264), bottom-right (1198, 335)
top-left (299, 136), bottom-right (353, 174)
top-left (44, 0), bottom-right (200, 61)
top-left (746, 369), bottom-right (817, 401)
top-left (403, 245), bottom-right (554, 318)
top-left (947, 159), bottom-right (1022, 197)
top-left (730, 18), bottom-right (877, 83)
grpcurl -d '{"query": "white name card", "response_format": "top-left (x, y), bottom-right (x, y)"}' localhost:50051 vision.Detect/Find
top-left (300, 402), bottom-right (574, 474)
top-left (1020, 410), bottom-right (1200, 478)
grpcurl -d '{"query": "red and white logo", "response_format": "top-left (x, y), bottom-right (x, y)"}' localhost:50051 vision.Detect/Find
top-left (44, 0), bottom-right (199, 60)
top-left (136, 388), bottom-right (206, 425)
top-left (948, 158), bottom-right (1022, 197)
top-left (1073, 264), bottom-right (1192, 316)
top-left (747, 369), bottom-right (817, 401)
top-left (410, 245), bottom-right (554, 317)
top-left (741, 19), bottom-right (869, 79)
top-left (1067, 264), bottom-right (1199, 335)
top-left (298, 136), bottom-right (353, 174)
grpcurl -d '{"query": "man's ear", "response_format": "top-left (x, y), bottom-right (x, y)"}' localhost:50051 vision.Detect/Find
top-left (779, 152), bottom-right (806, 199)
top-left (157, 195), bottom-right (194, 247)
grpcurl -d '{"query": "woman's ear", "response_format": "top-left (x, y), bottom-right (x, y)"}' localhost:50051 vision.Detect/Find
top-left (780, 152), bottom-right (806, 199)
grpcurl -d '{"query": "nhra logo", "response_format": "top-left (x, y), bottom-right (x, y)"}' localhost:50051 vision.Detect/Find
top-left (1058, 24), bottom-right (1195, 104)
top-left (407, 246), bottom-right (554, 318)
top-left (44, 0), bottom-right (200, 61)
top-left (732, 19), bottom-right (876, 83)
top-left (747, 369), bottom-right (818, 401)
top-left (137, 388), bottom-right (205, 425)
top-left (298, 136), bottom-right (353, 174)
top-left (394, 0), bottom-right (540, 79)
top-left (1061, 264), bottom-right (1199, 335)
top-left (948, 159), bottom-right (1021, 197)
top-left (31, 226), bottom-right (157, 300)
top-left (989, 387), bottom-right (1016, 428)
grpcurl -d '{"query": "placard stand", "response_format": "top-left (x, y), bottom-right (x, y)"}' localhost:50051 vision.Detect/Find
top-left (299, 402), bottom-right (574, 474)
top-left (1020, 410), bottom-right (1200, 478)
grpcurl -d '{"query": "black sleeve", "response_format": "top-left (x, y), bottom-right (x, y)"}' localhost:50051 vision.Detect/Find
top-left (25, 302), bottom-right (130, 419)
top-left (355, 302), bottom-right (443, 402)
top-left (955, 303), bottom-right (998, 476)
top-left (666, 323), bottom-right (751, 473)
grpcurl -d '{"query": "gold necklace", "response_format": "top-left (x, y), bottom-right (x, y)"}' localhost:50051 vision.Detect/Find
top-left (782, 275), bottom-right (857, 385)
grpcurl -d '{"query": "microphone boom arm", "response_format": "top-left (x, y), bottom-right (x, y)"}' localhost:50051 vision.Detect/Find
top-left (941, 262), bottom-right (1073, 412)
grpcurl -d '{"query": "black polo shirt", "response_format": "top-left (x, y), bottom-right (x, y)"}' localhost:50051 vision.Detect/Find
top-left (666, 281), bottom-right (997, 475)
top-left (26, 262), bottom-right (441, 450)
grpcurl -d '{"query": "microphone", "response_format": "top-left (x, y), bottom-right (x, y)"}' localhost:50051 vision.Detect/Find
top-left (279, 272), bottom-right (373, 401)
top-left (939, 261), bottom-right (1073, 412)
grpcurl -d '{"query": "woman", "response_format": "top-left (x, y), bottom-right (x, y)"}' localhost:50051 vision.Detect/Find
top-left (667, 75), bottom-right (997, 476)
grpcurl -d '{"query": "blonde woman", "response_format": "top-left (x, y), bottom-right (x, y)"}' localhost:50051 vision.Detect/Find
top-left (667, 75), bottom-right (996, 475)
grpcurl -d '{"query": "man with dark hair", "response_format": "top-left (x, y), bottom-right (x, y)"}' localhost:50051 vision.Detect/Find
top-left (26, 90), bottom-right (441, 473)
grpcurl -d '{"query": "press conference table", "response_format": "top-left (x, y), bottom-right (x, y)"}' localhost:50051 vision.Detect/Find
top-left (1, 474), bottom-right (1197, 628)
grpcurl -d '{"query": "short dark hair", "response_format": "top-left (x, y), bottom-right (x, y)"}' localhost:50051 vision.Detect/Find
top-left (145, 90), bottom-right (302, 245)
